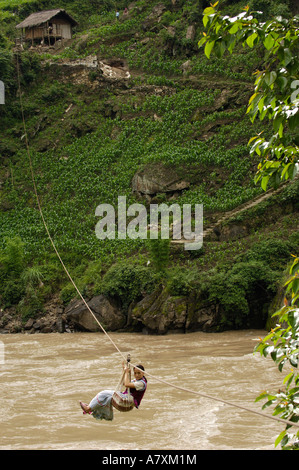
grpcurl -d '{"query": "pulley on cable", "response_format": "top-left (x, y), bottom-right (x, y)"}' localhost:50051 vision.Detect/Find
top-left (112, 354), bottom-right (135, 412)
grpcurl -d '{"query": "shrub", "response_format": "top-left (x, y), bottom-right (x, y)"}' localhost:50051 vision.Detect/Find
top-left (242, 239), bottom-right (292, 271)
top-left (0, 237), bottom-right (47, 314)
top-left (18, 286), bottom-right (44, 323)
top-left (0, 236), bottom-right (26, 307)
top-left (147, 238), bottom-right (170, 273)
top-left (205, 260), bottom-right (280, 328)
top-left (21, 266), bottom-right (44, 288)
top-left (60, 283), bottom-right (78, 305)
top-left (99, 262), bottom-right (157, 308)
top-left (0, 236), bottom-right (25, 279)
top-left (41, 82), bottom-right (66, 102)
top-left (167, 267), bottom-right (197, 296)
top-left (2, 279), bottom-right (25, 307)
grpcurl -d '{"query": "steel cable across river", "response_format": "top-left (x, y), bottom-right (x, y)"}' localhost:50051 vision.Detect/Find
top-left (0, 330), bottom-right (284, 450)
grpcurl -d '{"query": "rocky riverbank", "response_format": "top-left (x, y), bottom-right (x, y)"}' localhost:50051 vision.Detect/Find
top-left (0, 289), bottom-right (218, 335)
top-left (0, 279), bottom-right (271, 335)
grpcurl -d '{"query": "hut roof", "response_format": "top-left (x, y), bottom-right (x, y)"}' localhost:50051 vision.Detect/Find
top-left (16, 9), bottom-right (78, 29)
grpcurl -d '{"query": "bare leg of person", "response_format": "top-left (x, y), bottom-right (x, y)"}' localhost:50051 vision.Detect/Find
top-left (79, 401), bottom-right (92, 414)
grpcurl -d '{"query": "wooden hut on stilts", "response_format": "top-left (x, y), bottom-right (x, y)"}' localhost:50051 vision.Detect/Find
top-left (16, 9), bottom-right (78, 47)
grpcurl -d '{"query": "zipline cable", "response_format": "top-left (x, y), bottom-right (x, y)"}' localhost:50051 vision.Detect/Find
top-left (15, 55), bottom-right (127, 363)
top-left (15, 54), bottom-right (299, 431)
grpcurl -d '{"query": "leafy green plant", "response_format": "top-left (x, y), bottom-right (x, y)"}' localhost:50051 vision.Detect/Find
top-left (1, 0), bottom-right (298, 338)
top-left (199, 3), bottom-right (299, 190)
top-left (147, 238), bottom-right (170, 274)
top-left (0, 237), bottom-right (47, 317)
top-left (242, 238), bottom-right (293, 271)
top-left (167, 267), bottom-right (197, 296)
top-left (0, 237), bottom-right (25, 307)
top-left (2, 280), bottom-right (25, 307)
top-left (206, 260), bottom-right (279, 328)
top-left (0, 236), bottom-right (25, 281)
top-left (98, 262), bottom-right (157, 309)
top-left (255, 255), bottom-right (299, 449)
top-left (21, 266), bottom-right (44, 288)
top-left (18, 285), bottom-right (44, 322)
top-left (60, 283), bottom-right (78, 305)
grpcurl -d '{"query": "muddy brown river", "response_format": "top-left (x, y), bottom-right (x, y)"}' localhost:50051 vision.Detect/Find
top-left (0, 330), bottom-right (284, 450)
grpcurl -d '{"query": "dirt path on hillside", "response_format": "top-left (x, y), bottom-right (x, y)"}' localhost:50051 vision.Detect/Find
top-left (172, 174), bottom-right (298, 246)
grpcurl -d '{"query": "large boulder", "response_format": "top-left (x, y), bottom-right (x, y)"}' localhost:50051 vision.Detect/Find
top-left (131, 287), bottom-right (188, 334)
top-left (186, 25), bottom-right (196, 41)
top-left (65, 295), bottom-right (126, 332)
top-left (132, 163), bottom-right (190, 196)
top-left (186, 295), bottom-right (220, 332)
top-left (131, 287), bottom-right (220, 334)
top-left (142, 3), bottom-right (166, 31)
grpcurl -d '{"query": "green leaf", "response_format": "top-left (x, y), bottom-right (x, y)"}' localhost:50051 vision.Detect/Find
top-left (248, 92), bottom-right (257, 105)
top-left (248, 135), bottom-right (259, 144)
top-left (204, 40), bottom-right (215, 59)
top-left (213, 40), bottom-right (226, 58)
top-left (246, 32), bottom-right (258, 48)
top-left (255, 392), bottom-right (269, 403)
top-left (265, 345), bottom-right (275, 356)
top-left (278, 122), bottom-right (284, 138)
top-left (262, 397), bottom-right (277, 409)
top-left (276, 76), bottom-right (288, 91)
top-left (250, 137), bottom-right (263, 154)
top-left (261, 175), bottom-right (270, 191)
top-left (292, 278), bottom-right (299, 295)
top-left (270, 97), bottom-right (276, 110)
top-left (203, 6), bottom-right (215, 15)
top-left (281, 162), bottom-right (293, 180)
top-left (198, 36), bottom-right (207, 48)
top-left (264, 71), bottom-right (277, 86)
top-left (229, 22), bottom-right (239, 34)
top-left (289, 308), bottom-right (299, 328)
top-left (291, 80), bottom-right (299, 89)
top-left (227, 34), bottom-right (236, 53)
top-left (278, 358), bottom-right (287, 372)
top-left (275, 430), bottom-right (286, 447)
top-left (283, 48), bottom-right (292, 66)
top-left (273, 115), bottom-right (284, 132)
top-left (283, 371), bottom-right (294, 386)
top-left (264, 33), bottom-right (275, 50)
top-left (258, 96), bottom-right (265, 113)
top-left (290, 258), bottom-right (299, 276)
top-left (259, 107), bottom-right (268, 121)
top-left (203, 14), bottom-right (209, 28)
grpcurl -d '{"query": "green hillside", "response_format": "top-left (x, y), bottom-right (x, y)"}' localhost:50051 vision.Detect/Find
top-left (0, 0), bottom-right (298, 331)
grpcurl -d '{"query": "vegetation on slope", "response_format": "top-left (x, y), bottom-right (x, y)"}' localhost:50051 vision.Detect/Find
top-left (0, 0), bottom-right (298, 329)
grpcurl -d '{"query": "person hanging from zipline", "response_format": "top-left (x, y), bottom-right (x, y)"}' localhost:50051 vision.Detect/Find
top-left (79, 362), bottom-right (147, 421)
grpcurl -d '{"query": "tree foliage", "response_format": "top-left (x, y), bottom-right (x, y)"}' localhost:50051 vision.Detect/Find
top-left (199, 2), bottom-right (299, 190)
top-left (147, 238), bottom-right (170, 274)
top-left (199, 3), bottom-right (299, 448)
top-left (254, 256), bottom-right (299, 449)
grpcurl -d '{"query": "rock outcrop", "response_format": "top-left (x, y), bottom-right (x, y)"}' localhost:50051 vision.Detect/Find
top-left (130, 287), bottom-right (219, 334)
top-left (132, 162), bottom-right (191, 199)
top-left (65, 295), bottom-right (126, 332)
